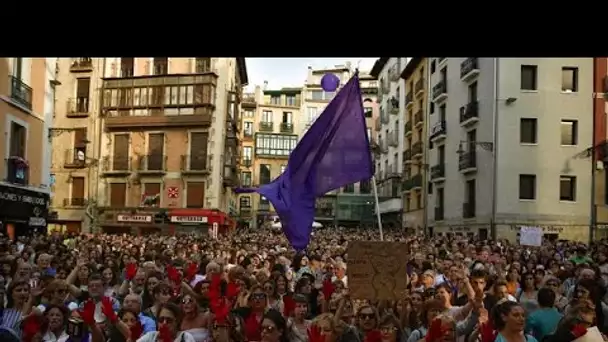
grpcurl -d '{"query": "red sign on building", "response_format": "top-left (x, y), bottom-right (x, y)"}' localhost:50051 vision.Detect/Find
top-left (167, 187), bottom-right (179, 199)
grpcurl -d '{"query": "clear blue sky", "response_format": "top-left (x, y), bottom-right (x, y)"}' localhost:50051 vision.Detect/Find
top-left (245, 58), bottom-right (377, 90)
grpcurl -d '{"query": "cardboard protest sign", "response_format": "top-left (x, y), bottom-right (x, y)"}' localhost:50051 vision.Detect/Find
top-left (347, 241), bottom-right (409, 300)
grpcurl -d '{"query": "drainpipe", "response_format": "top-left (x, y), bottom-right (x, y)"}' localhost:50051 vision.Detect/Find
top-left (422, 58), bottom-right (431, 237)
top-left (490, 58), bottom-right (499, 240)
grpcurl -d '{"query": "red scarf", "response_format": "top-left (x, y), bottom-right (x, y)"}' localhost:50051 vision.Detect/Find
top-left (244, 312), bottom-right (263, 341)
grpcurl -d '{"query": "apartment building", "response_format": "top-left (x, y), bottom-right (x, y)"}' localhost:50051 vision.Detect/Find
top-left (370, 58), bottom-right (408, 228)
top-left (0, 58), bottom-right (56, 237)
top-left (303, 65), bottom-right (378, 227)
top-left (238, 85), bottom-right (301, 229)
top-left (426, 58), bottom-right (593, 241)
top-left (593, 58), bottom-right (608, 238)
top-left (94, 57), bottom-right (247, 235)
top-left (400, 58), bottom-right (428, 234)
top-left (49, 58), bottom-right (104, 233)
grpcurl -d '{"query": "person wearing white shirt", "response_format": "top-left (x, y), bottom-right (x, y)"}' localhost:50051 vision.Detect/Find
top-left (331, 261), bottom-right (348, 288)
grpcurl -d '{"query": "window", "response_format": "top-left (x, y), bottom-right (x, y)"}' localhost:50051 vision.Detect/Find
top-left (9, 121), bottom-right (26, 157)
top-left (255, 133), bottom-right (298, 157)
top-left (153, 57), bottom-right (168, 75)
top-left (560, 120), bottom-right (578, 145)
top-left (359, 179), bottom-right (371, 194)
top-left (262, 110), bottom-right (272, 123)
top-left (343, 184), bottom-right (354, 193)
top-left (110, 183), bottom-right (127, 207)
top-left (242, 146), bottom-right (252, 160)
top-left (308, 90), bottom-right (323, 101)
top-left (364, 106), bottom-right (373, 118)
top-left (281, 165), bottom-right (286, 173)
top-left (270, 96), bottom-right (281, 105)
top-left (307, 107), bottom-right (318, 124)
top-left (416, 191), bottom-right (422, 209)
top-left (76, 78), bottom-right (91, 113)
top-left (195, 58), bottom-right (211, 73)
top-left (286, 95), bottom-right (297, 106)
top-left (521, 65), bottom-right (538, 90)
top-left (189, 132), bottom-right (208, 170)
top-left (560, 176), bottom-right (576, 201)
top-left (120, 58), bottom-right (134, 77)
top-left (241, 172), bottom-right (252, 187)
top-left (561, 67), bottom-right (578, 92)
top-left (519, 174), bottom-right (536, 200)
top-left (430, 60), bottom-right (436, 73)
top-left (430, 102), bottom-right (435, 114)
top-left (70, 177), bottom-right (85, 206)
top-left (142, 183), bottom-right (161, 207)
top-left (259, 164), bottom-right (271, 184)
top-left (367, 128), bottom-right (371, 139)
top-left (147, 133), bottom-right (164, 170)
top-left (243, 121), bottom-right (253, 136)
top-left (186, 182), bottom-right (205, 208)
top-left (468, 81), bottom-right (477, 103)
top-left (520, 118), bottom-right (537, 144)
top-left (282, 112), bottom-right (292, 124)
top-left (243, 109), bottom-right (254, 118)
top-left (240, 196), bottom-right (251, 208)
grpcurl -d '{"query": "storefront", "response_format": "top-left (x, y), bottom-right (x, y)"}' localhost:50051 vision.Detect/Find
top-left (0, 184), bottom-right (50, 238)
top-left (169, 208), bottom-right (235, 235)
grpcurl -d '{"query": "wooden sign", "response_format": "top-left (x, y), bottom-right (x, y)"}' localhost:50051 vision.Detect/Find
top-left (347, 241), bottom-right (409, 300)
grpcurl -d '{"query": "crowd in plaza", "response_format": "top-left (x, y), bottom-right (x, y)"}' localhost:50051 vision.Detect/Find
top-left (0, 227), bottom-right (606, 342)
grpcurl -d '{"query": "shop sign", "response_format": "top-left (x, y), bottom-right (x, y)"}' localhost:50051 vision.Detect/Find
top-left (117, 214), bottom-right (153, 223)
top-left (170, 216), bottom-right (208, 224)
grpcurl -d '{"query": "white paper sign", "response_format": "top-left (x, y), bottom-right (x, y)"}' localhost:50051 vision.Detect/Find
top-left (573, 327), bottom-right (604, 342)
top-left (520, 226), bottom-right (542, 246)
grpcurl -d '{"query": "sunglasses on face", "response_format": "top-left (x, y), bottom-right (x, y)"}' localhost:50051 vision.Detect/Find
top-left (359, 313), bottom-right (375, 320)
top-left (261, 325), bottom-right (276, 334)
top-left (182, 297), bottom-right (194, 304)
top-left (251, 293), bottom-right (266, 301)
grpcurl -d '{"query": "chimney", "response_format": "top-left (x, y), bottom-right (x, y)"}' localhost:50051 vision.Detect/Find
top-left (263, 80), bottom-right (268, 90)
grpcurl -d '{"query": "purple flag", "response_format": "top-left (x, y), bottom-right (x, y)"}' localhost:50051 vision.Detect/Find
top-left (253, 73), bottom-right (373, 250)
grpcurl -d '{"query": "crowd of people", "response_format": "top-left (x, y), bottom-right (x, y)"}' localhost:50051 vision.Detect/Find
top-left (0, 227), bottom-right (606, 342)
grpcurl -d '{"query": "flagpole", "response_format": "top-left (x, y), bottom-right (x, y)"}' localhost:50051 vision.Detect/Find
top-left (371, 175), bottom-right (384, 241)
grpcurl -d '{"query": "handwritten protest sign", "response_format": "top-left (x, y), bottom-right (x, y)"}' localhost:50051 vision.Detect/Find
top-left (347, 241), bottom-right (409, 300)
top-left (520, 226), bottom-right (542, 246)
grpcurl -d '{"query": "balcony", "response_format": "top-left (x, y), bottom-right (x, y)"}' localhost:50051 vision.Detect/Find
top-left (404, 149), bottom-right (412, 164)
top-left (243, 131), bottom-right (254, 140)
top-left (259, 121), bottom-right (274, 132)
top-left (63, 198), bottom-right (88, 207)
top-left (412, 141), bottom-right (423, 158)
top-left (101, 156), bottom-right (132, 175)
top-left (389, 97), bottom-right (399, 115)
top-left (66, 97), bottom-right (90, 118)
top-left (414, 110), bottom-right (424, 128)
top-left (242, 158), bottom-right (252, 167)
top-left (9, 76), bottom-right (33, 110)
top-left (458, 151), bottom-right (477, 173)
top-left (64, 149), bottom-right (87, 169)
top-left (460, 58), bottom-right (480, 82)
top-left (259, 202), bottom-right (271, 212)
top-left (463, 202), bottom-right (475, 218)
top-left (102, 73), bottom-right (217, 130)
top-left (405, 92), bottom-right (413, 109)
top-left (240, 206), bottom-right (252, 216)
top-left (5, 157), bottom-right (29, 185)
top-left (405, 121), bottom-right (413, 137)
top-left (223, 159), bottom-right (239, 187)
top-left (434, 207), bottom-right (444, 221)
top-left (410, 173), bottom-right (423, 189)
top-left (415, 78), bottom-right (425, 97)
top-left (459, 101), bottom-right (479, 126)
top-left (432, 80), bottom-right (448, 103)
top-left (280, 122), bottom-right (294, 133)
top-left (374, 117), bottom-right (381, 131)
top-left (180, 154), bottom-right (211, 175)
top-left (430, 163), bottom-right (445, 182)
top-left (430, 120), bottom-right (447, 142)
top-left (70, 58), bottom-right (93, 72)
top-left (242, 93), bottom-right (257, 108)
top-left (388, 131), bottom-right (398, 147)
top-left (138, 155), bottom-right (166, 174)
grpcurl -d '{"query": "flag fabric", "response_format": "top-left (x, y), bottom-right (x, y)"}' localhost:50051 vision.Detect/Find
top-left (238, 73), bottom-right (373, 250)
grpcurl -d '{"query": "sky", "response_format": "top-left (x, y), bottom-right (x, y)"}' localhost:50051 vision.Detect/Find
top-left (244, 58), bottom-right (377, 91)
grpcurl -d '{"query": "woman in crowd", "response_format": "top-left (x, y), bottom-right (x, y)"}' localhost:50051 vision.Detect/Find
top-left (492, 301), bottom-right (537, 342)
top-left (516, 272), bottom-right (539, 314)
top-left (136, 303), bottom-right (196, 342)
